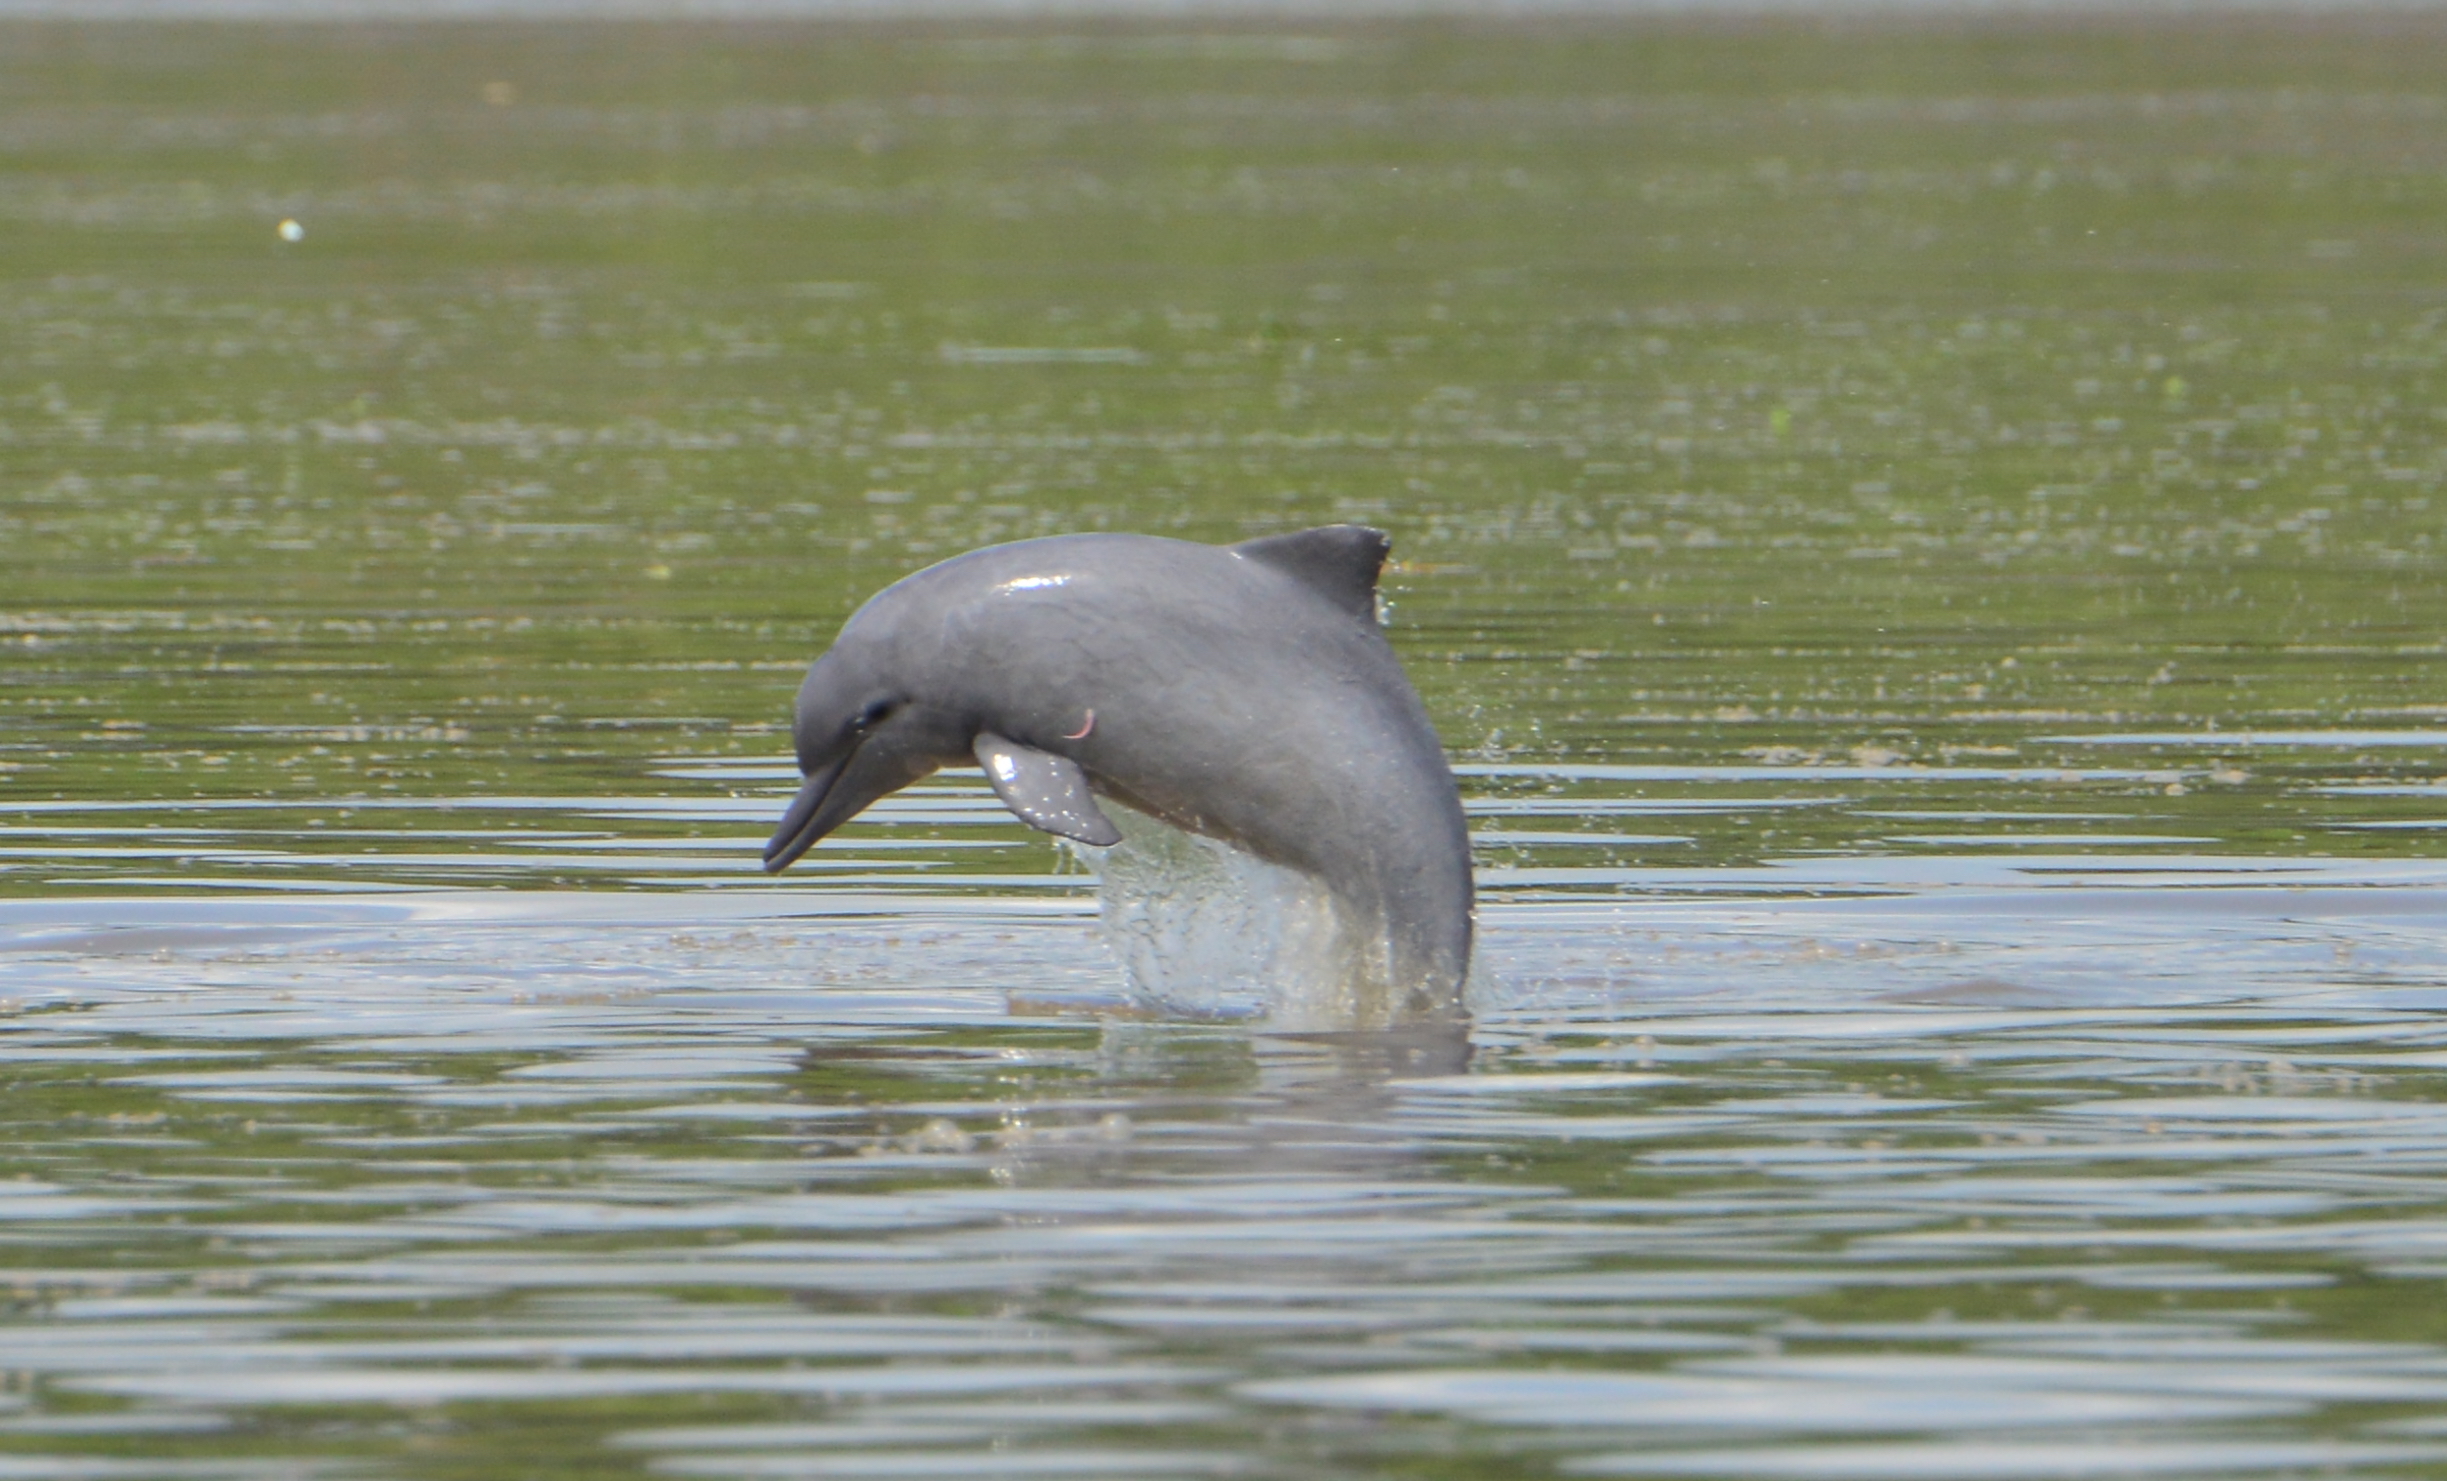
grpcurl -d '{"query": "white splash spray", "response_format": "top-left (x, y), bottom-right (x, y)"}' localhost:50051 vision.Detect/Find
top-left (1070, 803), bottom-right (1476, 1030)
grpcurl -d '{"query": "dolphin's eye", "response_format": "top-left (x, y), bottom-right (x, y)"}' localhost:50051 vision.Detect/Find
top-left (856, 699), bottom-right (897, 730)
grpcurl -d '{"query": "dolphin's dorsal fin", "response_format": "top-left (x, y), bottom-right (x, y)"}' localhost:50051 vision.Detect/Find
top-left (1230, 524), bottom-right (1390, 624)
top-left (974, 733), bottom-right (1123, 847)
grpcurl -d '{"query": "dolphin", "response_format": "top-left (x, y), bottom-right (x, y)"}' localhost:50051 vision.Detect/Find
top-left (762, 524), bottom-right (1474, 1025)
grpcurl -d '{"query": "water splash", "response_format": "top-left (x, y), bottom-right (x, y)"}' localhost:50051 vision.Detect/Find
top-left (1073, 805), bottom-right (1372, 1029)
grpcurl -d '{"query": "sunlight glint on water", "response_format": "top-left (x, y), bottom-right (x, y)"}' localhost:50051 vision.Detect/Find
top-left (8, 749), bottom-right (2447, 1476)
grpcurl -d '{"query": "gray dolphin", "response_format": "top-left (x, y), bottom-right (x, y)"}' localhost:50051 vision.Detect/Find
top-left (763, 525), bottom-right (1474, 1025)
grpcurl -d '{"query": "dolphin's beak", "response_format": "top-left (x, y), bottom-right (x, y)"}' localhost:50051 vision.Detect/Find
top-left (763, 736), bottom-right (943, 874)
top-left (763, 754), bottom-right (850, 873)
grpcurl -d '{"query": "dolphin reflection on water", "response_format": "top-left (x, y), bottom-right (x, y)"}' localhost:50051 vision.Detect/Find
top-left (764, 524), bottom-right (1475, 1028)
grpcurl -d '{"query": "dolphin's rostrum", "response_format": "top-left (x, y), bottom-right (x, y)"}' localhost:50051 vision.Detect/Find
top-left (764, 525), bottom-right (1475, 1025)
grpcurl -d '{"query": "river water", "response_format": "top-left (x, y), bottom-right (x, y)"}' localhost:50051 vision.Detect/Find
top-left (9, 15), bottom-right (2447, 1480)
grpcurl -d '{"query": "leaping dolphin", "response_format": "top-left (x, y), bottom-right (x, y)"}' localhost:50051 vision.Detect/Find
top-left (762, 524), bottom-right (1475, 1025)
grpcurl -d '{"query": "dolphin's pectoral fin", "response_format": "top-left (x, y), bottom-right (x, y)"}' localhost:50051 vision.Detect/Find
top-left (1229, 524), bottom-right (1391, 625)
top-left (974, 732), bottom-right (1123, 847)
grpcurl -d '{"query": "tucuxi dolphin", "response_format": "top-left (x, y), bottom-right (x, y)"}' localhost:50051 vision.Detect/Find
top-left (763, 525), bottom-right (1475, 1026)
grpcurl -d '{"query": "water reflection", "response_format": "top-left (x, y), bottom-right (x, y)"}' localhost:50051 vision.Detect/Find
top-left (6, 776), bottom-right (2447, 1475)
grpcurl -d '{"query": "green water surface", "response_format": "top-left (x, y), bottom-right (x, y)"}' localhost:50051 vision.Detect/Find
top-left (4, 15), bottom-right (2446, 884)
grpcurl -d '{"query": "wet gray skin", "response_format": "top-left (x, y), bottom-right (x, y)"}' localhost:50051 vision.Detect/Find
top-left (764, 525), bottom-right (1474, 1024)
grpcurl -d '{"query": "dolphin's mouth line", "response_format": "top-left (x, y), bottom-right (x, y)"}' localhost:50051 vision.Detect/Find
top-left (762, 749), bottom-right (852, 873)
